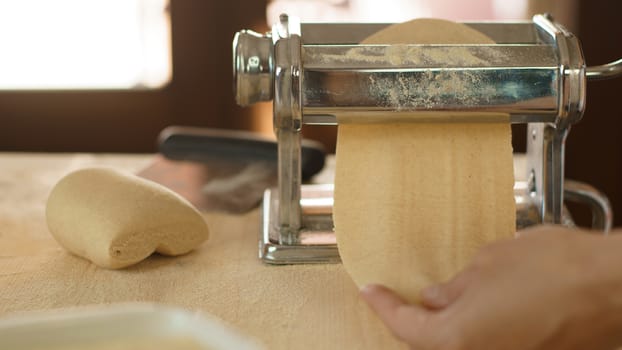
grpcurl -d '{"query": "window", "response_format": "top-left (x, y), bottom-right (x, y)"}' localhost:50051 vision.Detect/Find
top-left (267, 0), bottom-right (529, 23)
top-left (0, 0), bottom-right (171, 90)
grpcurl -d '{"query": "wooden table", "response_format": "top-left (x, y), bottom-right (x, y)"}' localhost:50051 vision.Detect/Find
top-left (0, 153), bottom-right (403, 349)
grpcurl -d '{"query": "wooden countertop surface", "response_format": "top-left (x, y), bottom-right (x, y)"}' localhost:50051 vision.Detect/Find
top-left (0, 153), bottom-right (403, 349)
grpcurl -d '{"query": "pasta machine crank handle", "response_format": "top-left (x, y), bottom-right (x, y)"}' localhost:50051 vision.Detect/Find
top-left (564, 180), bottom-right (613, 233)
top-left (587, 58), bottom-right (622, 81)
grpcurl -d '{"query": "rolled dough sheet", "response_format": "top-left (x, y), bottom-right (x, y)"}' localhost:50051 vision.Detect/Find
top-left (333, 19), bottom-right (516, 303)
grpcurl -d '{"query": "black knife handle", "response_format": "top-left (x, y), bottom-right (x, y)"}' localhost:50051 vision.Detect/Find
top-left (158, 126), bottom-right (326, 180)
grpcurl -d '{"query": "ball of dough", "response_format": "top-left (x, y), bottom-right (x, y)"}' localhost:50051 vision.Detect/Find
top-left (46, 168), bottom-right (210, 269)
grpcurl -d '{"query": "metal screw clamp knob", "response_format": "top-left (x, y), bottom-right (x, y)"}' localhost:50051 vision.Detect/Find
top-left (233, 30), bottom-right (274, 106)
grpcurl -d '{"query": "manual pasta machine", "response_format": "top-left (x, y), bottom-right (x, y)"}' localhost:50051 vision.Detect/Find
top-left (233, 14), bottom-right (622, 264)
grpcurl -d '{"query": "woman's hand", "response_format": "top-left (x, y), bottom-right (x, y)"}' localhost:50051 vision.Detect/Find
top-left (360, 225), bottom-right (622, 350)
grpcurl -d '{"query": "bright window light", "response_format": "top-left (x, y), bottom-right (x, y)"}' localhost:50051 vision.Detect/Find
top-left (267, 0), bottom-right (529, 23)
top-left (0, 0), bottom-right (171, 90)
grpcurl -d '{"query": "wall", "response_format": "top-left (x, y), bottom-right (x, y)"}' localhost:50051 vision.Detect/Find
top-left (565, 0), bottom-right (622, 226)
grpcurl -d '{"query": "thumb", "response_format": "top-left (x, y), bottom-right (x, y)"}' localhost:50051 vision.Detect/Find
top-left (360, 284), bottom-right (431, 343)
top-left (420, 270), bottom-right (472, 309)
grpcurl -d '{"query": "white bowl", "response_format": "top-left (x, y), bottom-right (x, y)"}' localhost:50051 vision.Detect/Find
top-left (0, 303), bottom-right (262, 350)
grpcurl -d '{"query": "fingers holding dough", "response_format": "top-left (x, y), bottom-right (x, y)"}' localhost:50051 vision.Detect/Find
top-left (46, 168), bottom-right (210, 269)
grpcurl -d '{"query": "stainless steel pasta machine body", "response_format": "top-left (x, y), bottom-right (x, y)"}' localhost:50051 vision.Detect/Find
top-left (234, 14), bottom-right (620, 264)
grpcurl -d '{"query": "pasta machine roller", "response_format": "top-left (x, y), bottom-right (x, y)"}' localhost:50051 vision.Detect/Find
top-left (233, 14), bottom-right (622, 264)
